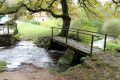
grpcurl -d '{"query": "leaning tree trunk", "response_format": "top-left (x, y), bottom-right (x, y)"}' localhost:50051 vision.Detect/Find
top-left (60, 0), bottom-right (71, 37)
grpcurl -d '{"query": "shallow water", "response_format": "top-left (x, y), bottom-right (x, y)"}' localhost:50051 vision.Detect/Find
top-left (0, 41), bottom-right (61, 69)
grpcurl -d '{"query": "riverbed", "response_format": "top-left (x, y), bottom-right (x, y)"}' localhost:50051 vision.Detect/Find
top-left (0, 41), bottom-right (64, 70)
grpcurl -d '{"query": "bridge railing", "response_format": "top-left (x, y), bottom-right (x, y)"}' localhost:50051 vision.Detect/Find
top-left (63, 27), bottom-right (112, 51)
top-left (52, 27), bottom-right (102, 54)
top-left (0, 23), bottom-right (9, 34)
top-left (51, 27), bottom-right (112, 54)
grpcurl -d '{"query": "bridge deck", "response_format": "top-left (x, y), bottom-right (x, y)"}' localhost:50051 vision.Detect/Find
top-left (53, 36), bottom-right (102, 54)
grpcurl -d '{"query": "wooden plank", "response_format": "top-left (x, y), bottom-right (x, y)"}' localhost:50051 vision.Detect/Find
top-left (53, 36), bottom-right (103, 54)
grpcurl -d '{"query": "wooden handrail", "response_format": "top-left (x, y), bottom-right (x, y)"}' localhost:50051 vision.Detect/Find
top-left (52, 27), bottom-right (108, 54)
top-left (64, 27), bottom-right (113, 36)
top-left (52, 27), bottom-right (99, 37)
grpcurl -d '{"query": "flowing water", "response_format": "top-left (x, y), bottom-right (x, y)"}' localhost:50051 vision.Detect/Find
top-left (0, 41), bottom-right (64, 70)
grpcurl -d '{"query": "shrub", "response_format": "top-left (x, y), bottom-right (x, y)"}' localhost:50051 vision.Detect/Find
top-left (106, 41), bottom-right (120, 51)
top-left (70, 19), bottom-right (104, 43)
top-left (68, 31), bottom-right (94, 44)
top-left (90, 20), bottom-right (103, 33)
top-left (68, 32), bottom-right (82, 42)
top-left (102, 18), bottom-right (120, 38)
top-left (71, 19), bottom-right (103, 33)
top-left (40, 18), bottom-right (62, 28)
top-left (29, 20), bottom-right (40, 25)
top-left (14, 34), bottom-right (21, 41)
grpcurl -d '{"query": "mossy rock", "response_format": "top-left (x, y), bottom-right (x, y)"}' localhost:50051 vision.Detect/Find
top-left (35, 36), bottom-right (51, 49)
top-left (58, 49), bottom-right (74, 66)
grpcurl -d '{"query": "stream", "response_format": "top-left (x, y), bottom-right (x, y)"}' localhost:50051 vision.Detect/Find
top-left (0, 36), bottom-right (114, 70)
top-left (0, 41), bottom-right (64, 70)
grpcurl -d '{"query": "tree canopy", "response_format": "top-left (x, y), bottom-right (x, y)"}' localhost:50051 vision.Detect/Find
top-left (0, 0), bottom-right (120, 36)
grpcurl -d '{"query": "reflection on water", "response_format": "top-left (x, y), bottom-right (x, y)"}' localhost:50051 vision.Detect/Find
top-left (0, 41), bottom-right (62, 69)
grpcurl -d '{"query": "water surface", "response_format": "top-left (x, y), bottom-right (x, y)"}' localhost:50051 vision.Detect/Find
top-left (0, 41), bottom-right (54, 69)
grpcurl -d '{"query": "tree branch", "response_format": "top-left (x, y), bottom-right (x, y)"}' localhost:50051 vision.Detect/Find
top-left (0, 0), bottom-right (6, 8)
top-left (23, 4), bottom-right (64, 18)
top-left (46, 0), bottom-right (57, 9)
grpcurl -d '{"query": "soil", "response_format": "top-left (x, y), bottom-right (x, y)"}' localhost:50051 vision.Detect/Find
top-left (0, 64), bottom-right (56, 80)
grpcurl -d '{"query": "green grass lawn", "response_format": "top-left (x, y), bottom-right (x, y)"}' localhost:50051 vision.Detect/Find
top-left (17, 22), bottom-right (59, 40)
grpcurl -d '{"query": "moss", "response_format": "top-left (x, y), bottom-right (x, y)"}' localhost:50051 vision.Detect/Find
top-left (35, 36), bottom-right (51, 49)
top-left (58, 49), bottom-right (74, 66)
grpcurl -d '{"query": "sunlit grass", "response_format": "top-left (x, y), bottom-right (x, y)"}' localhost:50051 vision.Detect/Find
top-left (0, 61), bottom-right (7, 72)
top-left (17, 22), bottom-right (59, 40)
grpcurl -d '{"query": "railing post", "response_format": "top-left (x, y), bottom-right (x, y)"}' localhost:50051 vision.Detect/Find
top-left (66, 29), bottom-right (68, 43)
top-left (8, 25), bottom-right (9, 34)
top-left (90, 35), bottom-right (94, 54)
top-left (52, 27), bottom-right (53, 39)
top-left (104, 34), bottom-right (107, 51)
top-left (77, 29), bottom-right (79, 42)
top-left (3, 24), bottom-right (4, 34)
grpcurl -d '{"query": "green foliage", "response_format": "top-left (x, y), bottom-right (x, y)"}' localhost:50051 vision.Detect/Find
top-left (6, 20), bottom-right (17, 30)
top-left (14, 34), bottom-right (21, 41)
top-left (70, 19), bottom-right (102, 43)
top-left (102, 18), bottom-right (120, 38)
top-left (19, 17), bottom-right (27, 22)
top-left (80, 56), bottom-right (89, 61)
top-left (68, 32), bottom-right (94, 44)
top-left (106, 40), bottom-right (120, 51)
top-left (71, 19), bottom-right (103, 32)
top-left (68, 32), bottom-right (82, 42)
top-left (29, 20), bottom-right (40, 25)
top-left (90, 20), bottom-right (103, 33)
top-left (95, 60), bottom-right (107, 68)
top-left (0, 61), bottom-right (7, 72)
top-left (40, 18), bottom-right (62, 28)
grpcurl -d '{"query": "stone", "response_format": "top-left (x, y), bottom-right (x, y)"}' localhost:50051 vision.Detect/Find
top-left (58, 49), bottom-right (74, 66)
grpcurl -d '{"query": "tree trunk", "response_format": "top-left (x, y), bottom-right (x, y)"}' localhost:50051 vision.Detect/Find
top-left (60, 17), bottom-right (71, 37)
top-left (60, 0), bottom-right (71, 37)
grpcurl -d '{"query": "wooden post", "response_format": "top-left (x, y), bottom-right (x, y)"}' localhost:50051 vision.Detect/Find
top-left (52, 27), bottom-right (53, 39)
top-left (77, 29), bottom-right (79, 42)
top-left (90, 35), bottom-right (94, 54)
top-left (8, 25), bottom-right (9, 34)
top-left (3, 24), bottom-right (4, 34)
top-left (104, 34), bottom-right (107, 51)
top-left (66, 29), bottom-right (68, 43)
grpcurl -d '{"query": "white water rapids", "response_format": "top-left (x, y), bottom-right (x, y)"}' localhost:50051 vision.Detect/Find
top-left (0, 41), bottom-right (53, 69)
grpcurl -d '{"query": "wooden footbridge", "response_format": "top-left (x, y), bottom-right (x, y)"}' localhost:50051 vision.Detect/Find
top-left (51, 27), bottom-right (111, 55)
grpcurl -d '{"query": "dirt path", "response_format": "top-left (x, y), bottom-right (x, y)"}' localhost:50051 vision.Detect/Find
top-left (0, 65), bottom-right (55, 80)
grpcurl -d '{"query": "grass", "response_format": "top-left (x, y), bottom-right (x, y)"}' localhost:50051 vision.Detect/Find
top-left (54, 51), bottom-right (120, 80)
top-left (17, 22), bottom-right (60, 40)
top-left (0, 61), bottom-right (7, 72)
